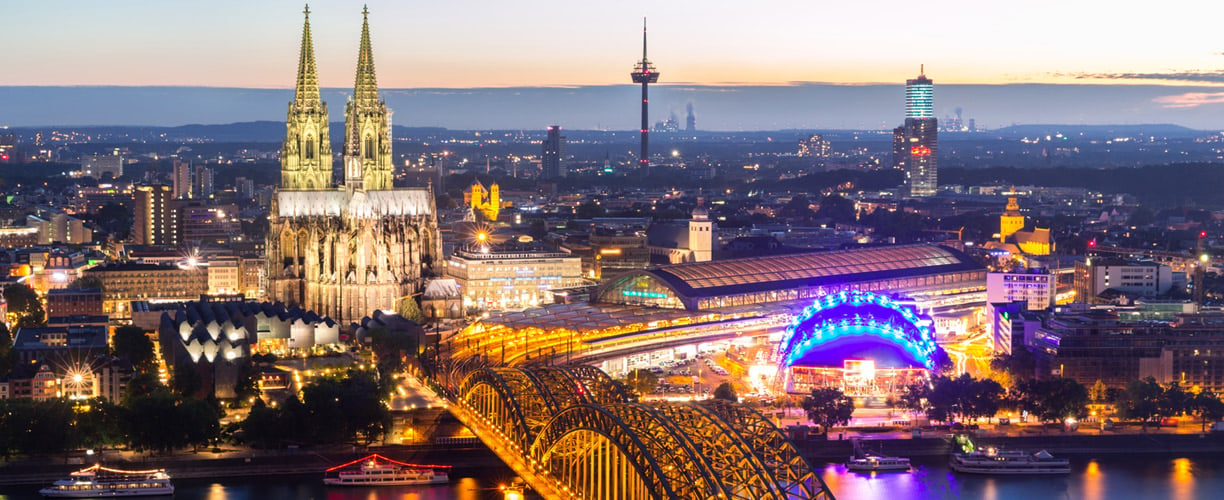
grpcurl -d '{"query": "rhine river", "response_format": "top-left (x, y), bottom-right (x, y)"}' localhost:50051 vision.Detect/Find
top-left (3, 454), bottom-right (1224, 499)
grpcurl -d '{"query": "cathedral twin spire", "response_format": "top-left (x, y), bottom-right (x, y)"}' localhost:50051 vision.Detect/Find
top-left (281, 4), bottom-right (392, 191)
top-left (293, 5), bottom-right (321, 110)
top-left (351, 6), bottom-right (380, 108)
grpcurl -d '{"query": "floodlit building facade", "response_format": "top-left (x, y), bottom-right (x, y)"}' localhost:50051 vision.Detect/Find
top-left (266, 7), bottom-right (442, 324)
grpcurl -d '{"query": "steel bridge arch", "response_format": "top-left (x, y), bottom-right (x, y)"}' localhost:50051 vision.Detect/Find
top-left (531, 404), bottom-right (679, 500)
top-left (699, 399), bottom-right (830, 499)
top-left (561, 364), bottom-right (632, 405)
top-left (450, 363), bottom-right (834, 499)
top-left (530, 366), bottom-right (587, 410)
top-left (490, 368), bottom-right (555, 439)
top-left (652, 402), bottom-right (789, 500)
top-left (597, 402), bottom-right (729, 499)
top-left (458, 368), bottom-right (534, 449)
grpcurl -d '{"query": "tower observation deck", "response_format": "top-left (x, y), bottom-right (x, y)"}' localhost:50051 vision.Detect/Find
top-left (630, 18), bottom-right (659, 170)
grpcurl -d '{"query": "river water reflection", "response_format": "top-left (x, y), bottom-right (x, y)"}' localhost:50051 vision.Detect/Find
top-left (819, 455), bottom-right (1219, 500)
top-left (1, 455), bottom-right (1220, 499)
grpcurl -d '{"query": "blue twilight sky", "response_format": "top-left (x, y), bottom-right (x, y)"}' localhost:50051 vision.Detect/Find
top-left (5, 0), bottom-right (1224, 88)
top-left (6, 1), bottom-right (1224, 129)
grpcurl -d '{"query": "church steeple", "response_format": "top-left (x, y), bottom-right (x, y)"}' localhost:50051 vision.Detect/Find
top-left (294, 4), bottom-right (321, 110)
top-left (352, 5), bottom-right (380, 107)
top-left (281, 4), bottom-right (333, 191)
top-left (343, 5), bottom-right (393, 191)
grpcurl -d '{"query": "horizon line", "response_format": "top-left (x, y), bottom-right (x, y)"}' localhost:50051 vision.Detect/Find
top-left (4, 80), bottom-right (1224, 90)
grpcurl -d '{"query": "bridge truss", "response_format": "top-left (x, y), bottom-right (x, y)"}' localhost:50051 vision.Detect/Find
top-left (440, 361), bottom-right (834, 500)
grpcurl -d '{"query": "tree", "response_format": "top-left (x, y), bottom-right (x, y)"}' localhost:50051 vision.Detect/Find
top-left (817, 195), bottom-right (857, 224)
top-left (1160, 383), bottom-right (1192, 419)
top-left (624, 369), bottom-right (658, 397)
top-left (0, 323), bottom-right (11, 375)
top-left (4, 283), bottom-right (44, 327)
top-left (76, 399), bottom-right (127, 450)
top-left (232, 361), bottom-right (261, 405)
top-left (366, 326), bottom-right (422, 372)
top-left (912, 374), bottom-right (1004, 423)
top-left (398, 296), bottom-right (425, 324)
top-left (900, 382), bottom-right (932, 417)
top-left (990, 348), bottom-right (1037, 386)
top-left (242, 399), bottom-right (281, 448)
top-left (1191, 391), bottom-right (1224, 432)
top-left (1014, 377), bottom-right (1089, 424)
top-left (179, 397), bottom-right (222, 451)
top-left (68, 275), bottom-right (104, 291)
top-left (713, 382), bottom-right (737, 402)
top-left (1127, 206), bottom-right (1157, 227)
top-left (339, 370), bottom-right (391, 445)
top-left (967, 378), bottom-right (1005, 421)
top-left (112, 325), bottom-right (156, 371)
top-left (171, 363), bottom-right (204, 399)
top-left (125, 390), bottom-right (185, 453)
top-left (1090, 379), bottom-right (1108, 404)
top-left (779, 195), bottom-right (815, 221)
top-left (802, 387), bottom-right (855, 433)
top-left (301, 377), bottom-right (350, 444)
top-left (1116, 377), bottom-right (1164, 429)
top-left (124, 371), bottom-right (164, 405)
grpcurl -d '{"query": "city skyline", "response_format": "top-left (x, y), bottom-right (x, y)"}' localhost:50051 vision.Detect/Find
top-left (5, 0), bottom-right (1224, 89)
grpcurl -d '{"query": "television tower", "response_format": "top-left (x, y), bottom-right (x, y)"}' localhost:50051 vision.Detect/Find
top-left (630, 18), bottom-right (659, 169)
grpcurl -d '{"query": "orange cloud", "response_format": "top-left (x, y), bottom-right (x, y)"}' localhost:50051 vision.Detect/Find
top-left (1153, 91), bottom-right (1224, 108)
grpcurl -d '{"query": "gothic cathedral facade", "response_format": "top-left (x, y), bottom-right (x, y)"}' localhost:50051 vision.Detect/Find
top-left (267, 7), bottom-right (441, 324)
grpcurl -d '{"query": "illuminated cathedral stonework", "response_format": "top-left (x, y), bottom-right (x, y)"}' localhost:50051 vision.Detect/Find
top-left (267, 7), bottom-right (441, 323)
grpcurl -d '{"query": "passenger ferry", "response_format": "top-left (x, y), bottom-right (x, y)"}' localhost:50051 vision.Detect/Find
top-left (324, 454), bottom-right (450, 486)
top-left (845, 455), bottom-right (912, 472)
top-left (949, 447), bottom-right (1071, 475)
top-left (39, 464), bottom-right (174, 498)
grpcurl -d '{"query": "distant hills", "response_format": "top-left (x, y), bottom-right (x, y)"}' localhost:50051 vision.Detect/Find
top-left (4, 84), bottom-right (1224, 131)
top-left (2, 121), bottom-right (1211, 145)
top-left (990, 124), bottom-right (1204, 139)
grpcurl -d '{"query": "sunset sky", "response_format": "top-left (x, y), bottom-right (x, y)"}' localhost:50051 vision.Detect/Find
top-left (6, 0), bottom-right (1224, 89)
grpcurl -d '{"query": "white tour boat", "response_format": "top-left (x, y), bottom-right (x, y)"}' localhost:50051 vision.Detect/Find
top-left (949, 447), bottom-right (1071, 475)
top-left (324, 454), bottom-right (450, 486)
top-left (39, 464), bottom-right (174, 498)
top-left (845, 455), bottom-right (912, 472)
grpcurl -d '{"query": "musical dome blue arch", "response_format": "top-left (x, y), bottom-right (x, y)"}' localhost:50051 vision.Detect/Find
top-left (776, 289), bottom-right (939, 371)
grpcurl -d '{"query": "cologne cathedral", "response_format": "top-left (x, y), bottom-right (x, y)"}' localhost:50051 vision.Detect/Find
top-left (267, 6), bottom-right (441, 324)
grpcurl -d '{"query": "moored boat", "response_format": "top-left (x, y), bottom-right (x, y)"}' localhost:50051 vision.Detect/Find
top-left (949, 447), bottom-right (1070, 475)
top-left (323, 454), bottom-right (450, 486)
top-left (845, 455), bottom-right (911, 472)
top-left (39, 464), bottom-right (174, 498)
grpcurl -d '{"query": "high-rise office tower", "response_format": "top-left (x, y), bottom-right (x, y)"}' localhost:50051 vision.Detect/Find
top-left (172, 160), bottom-right (192, 198)
top-left (685, 102), bottom-right (696, 133)
top-left (132, 184), bottom-right (176, 246)
top-left (893, 66), bottom-right (938, 197)
top-left (195, 166), bottom-right (215, 197)
top-left (542, 126), bottom-right (566, 178)
top-left (630, 18), bottom-right (659, 169)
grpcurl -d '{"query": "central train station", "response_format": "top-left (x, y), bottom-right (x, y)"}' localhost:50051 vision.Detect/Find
top-left (450, 244), bottom-right (986, 385)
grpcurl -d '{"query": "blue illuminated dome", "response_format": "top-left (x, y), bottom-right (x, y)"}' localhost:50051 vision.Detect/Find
top-left (777, 289), bottom-right (940, 371)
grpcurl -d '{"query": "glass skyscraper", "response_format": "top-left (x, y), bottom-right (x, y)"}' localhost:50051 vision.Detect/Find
top-left (894, 67), bottom-right (938, 197)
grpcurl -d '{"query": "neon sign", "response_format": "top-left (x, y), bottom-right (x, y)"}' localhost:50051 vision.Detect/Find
top-left (777, 289), bottom-right (939, 371)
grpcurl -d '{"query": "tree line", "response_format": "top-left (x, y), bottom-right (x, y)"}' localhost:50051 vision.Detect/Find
top-left (241, 369), bottom-right (391, 448)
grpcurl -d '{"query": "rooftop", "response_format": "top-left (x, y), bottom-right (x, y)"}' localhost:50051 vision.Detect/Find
top-left (642, 244), bottom-right (981, 299)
